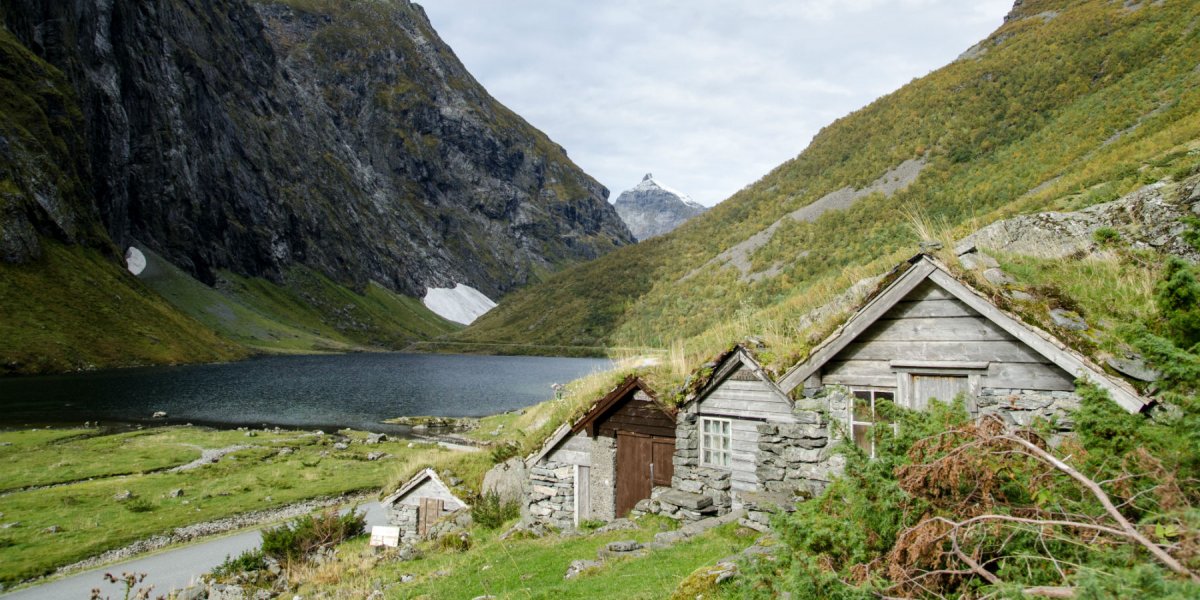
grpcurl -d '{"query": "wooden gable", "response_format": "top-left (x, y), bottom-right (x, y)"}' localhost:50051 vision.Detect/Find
top-left (571, 376), bottom-right (674, 439)
top-left (382, 468), bottom-right (467, 510)
top-left (778, 255), bottom-right (1149, 413)
top-left (688, 346), bottom-right (794, 422)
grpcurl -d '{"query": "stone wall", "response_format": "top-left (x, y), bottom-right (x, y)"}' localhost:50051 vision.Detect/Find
top-left (669, 417), bottom-right (735, 519)
top-left (589, 436), bottom-right (616, 520)
top-left (977, 388), bottom-right (1081, 429)
top-left (387, 504), bottom-right (421, 544)
top-left (525, 459), bottom-right (574, 529)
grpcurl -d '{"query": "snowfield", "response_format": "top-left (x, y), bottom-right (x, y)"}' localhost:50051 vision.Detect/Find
top-left (125, 247), bottom-right (147, 276)
top-left (422, 283), bottom-right (497, 325)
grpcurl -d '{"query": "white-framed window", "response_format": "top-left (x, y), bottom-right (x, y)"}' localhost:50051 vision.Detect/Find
top-left (700, 417), bottom-right (731, 467)
top-left (850, 388), bottom-right (895, 458)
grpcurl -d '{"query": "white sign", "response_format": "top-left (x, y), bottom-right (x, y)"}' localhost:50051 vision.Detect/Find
top-left (369, 525), bottom-right (401, 547)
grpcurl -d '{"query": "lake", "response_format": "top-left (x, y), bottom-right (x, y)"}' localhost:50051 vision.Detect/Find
top-left (0, 353), bottom-right (611, 432)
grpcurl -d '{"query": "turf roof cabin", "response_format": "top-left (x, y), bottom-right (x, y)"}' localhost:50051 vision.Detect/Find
top-left (661, 254), bottom-right (1150, 524)
top-left (383, 468), bottom-right (469, 544)
top-left (523, 376), bottom-right (676, 530)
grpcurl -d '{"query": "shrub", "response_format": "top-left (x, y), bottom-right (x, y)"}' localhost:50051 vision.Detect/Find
top-left (1092, 226), bottom-right (1120, 245)
top-left (123, 498), bottom-right (154, 513)
top-left (212, 549), bottom-right (266, 578)
top-left (436, 531), bottom-right (471, 552)
top-left (489, 441), bottom-right (520, 464)
top-left (471, 491), bottom-right (519, 529)
top-left (260, 508), bottom-right (366, 563)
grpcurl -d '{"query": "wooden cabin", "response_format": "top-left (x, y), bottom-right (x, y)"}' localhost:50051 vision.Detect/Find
top-left (660, 254), bottom-right (1149, 521)
top-left (523, 376), bottom-right (675, 529)
top-left (382, 468), bottom-right (468, 544)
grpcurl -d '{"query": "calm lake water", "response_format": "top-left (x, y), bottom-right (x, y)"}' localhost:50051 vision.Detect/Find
top-left (0, 353), bottom-right (611, 432)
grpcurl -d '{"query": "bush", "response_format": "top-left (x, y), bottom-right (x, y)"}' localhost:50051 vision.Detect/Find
top-left (212, 549), bottom-right (266, 577)
top-left (1092, 226), bottom-right (1120, 245)
top-left (436, 531), bottom-right (471, 552)
top-left (123, 498), bottom-right (154, 513)
top-left (260, 508), bottom-right (366, 563)
top-left (489, 441), bottom-right (520, 464)
top-left (471, 491), bottom-right (519, 529)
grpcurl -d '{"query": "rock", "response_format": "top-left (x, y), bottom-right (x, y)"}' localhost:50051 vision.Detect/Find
top-left (564, 559), bottom-right (603, 579)
top-left (400, 574), bottom-right (415, 583)
top-left (277, 447), bottom-right (294, 456)
top-left (174, 586), bottom-right (206, 600)
top-left (447, 476), bottom-right (463, 486)
top-left (113, 490), bottom-right (134, 501)
top-left (43, 525), bottom-right (59, 534)
top-left (333, 442), bottom-right (349, 450)
top-left (167, 488), bottom-right (185, 498)
top-left (365, 433), bottom-right (388, 445)
top-left (1050, 308), bottom-right (1088, 331)
top-left (366, 591), bottom-right (383, 600)
top-left (482, 458), bottom-right (528, 505)
top-left (366, 451), bottom-right (386, 461)
top-left (152, 411), bottom-right (167, 418)
top-left (918, 240), bottom-right (943, 252)
top-left (208, 583), bottom-right (247, 600)
top-left (244, 431), bottom-right (256, 438)
top-left (1010, 290), bottom-right (1034, 301)
top-left (0, 522), bottom-right (19, 529)
top-left (982, 268), bottom-right (1015, 286)
top-left (657, 489), bottom-right (713, 510)
top-left (595, 519), bottom-right (639, 534)
top-left (613, 174), bottom-right (707, 240)
top-left (606, 540), bottom-right (643, 553)
top-left (1107, 356), bottom-right (1160, 382)
top-left (959, 251), bottom-right (999, 270)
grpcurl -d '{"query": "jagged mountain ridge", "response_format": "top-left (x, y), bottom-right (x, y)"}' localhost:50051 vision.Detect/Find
top-left (0, 0), bottom-right (633, 300)
top-left (613, 174), bottom-right (707, 241)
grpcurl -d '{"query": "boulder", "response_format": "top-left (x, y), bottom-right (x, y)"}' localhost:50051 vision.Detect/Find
top-left (482, 457), bottom-right (527, 505)
top-left (365, 433), bottom-right (388, 445)
top-left (1106, 356), bottom-right (1160, 382)
top-left (1050, 308), bottom-right (1088, 331)
top-left (658, 489), bottom-right (713, 510)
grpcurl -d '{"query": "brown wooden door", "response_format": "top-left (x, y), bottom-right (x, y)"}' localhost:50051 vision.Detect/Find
top-left (418, 497), bottom-right (443, 537)
top-left (616, 432), bottom-right (676, 517)
top-left (616, 432), bottom-right (651, 517)
top-left (652, 437), bottom-right (675, 487)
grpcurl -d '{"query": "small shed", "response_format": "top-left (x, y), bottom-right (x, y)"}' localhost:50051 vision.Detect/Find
top-left (670, 346), bottom-right (812, 515)
top-left (523, 376), bottom-right (675, 528)
top-left (382, 468), bottom-right (468, 544)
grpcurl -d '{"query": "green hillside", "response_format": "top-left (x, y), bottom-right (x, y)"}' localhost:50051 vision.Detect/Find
top-left (138, 248), bottom-right (460, 355)
top-left (458, 0), bottom-right (1200, 368)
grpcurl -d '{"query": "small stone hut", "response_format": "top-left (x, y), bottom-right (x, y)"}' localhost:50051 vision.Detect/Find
top-left (523, 376), bottom-right (676, 529)
top-left (382, 468), bottom-right (468, 544)
top-left (659, 253), bottom-right (1150, 524)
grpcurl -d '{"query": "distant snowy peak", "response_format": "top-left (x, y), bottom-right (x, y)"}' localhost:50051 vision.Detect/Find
top-left (613, 173), bottom-right (707, 241)
top-left (422, 283), bottom-right (497, 325)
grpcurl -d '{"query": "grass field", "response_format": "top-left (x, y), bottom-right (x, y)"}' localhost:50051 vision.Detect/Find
top-left (292, 518), bottom-right (757, 599)
top-left (0, 426), bottom-right (459, 585)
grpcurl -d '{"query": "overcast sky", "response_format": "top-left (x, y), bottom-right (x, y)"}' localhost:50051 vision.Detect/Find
top-left (420, 1), bottom-right (1014, 206)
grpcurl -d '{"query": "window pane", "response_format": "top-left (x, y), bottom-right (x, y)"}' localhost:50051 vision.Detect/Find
top-left (853, 397), bottom-right (874, 421)
top-left (875, 391), bottom-right (894, 400)
top-left (853, 390), bottom-right (871, 400)
top-left (852, 423), bottom-right (872, 453)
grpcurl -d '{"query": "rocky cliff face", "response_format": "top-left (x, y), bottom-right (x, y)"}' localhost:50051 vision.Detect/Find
top-left (0, 0), bottom-right (633, 298)
top-left (612, 174), bottom-right (706, 241)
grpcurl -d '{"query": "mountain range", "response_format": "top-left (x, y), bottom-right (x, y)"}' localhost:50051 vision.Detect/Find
top-left (0, 0), bottom-right (633, 373)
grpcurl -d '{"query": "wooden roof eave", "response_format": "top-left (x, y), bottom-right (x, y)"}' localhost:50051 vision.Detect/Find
top-left (776, 254), bottom-right (1149, 414)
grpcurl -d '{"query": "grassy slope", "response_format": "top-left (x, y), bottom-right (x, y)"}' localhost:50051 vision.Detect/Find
top-left (457, 0), bottom-right (1200, 372)
top-left (0, 426), bottom-right (460, 584)
top-left (0, 243), bottom-right (247, 375)
top-left (139, 248), bottom-right (460, 355)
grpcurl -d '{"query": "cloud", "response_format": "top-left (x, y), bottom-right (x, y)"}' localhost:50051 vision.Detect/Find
top-left (419, 0), bottom-right (1013, 206)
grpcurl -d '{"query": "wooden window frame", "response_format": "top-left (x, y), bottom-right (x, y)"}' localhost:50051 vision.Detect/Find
top-left (890, 361), bottom-right (985, 412)
top-left (849, 388), bottom-right (896, 459)
top-left (699, 417), bottom-right (732, 468)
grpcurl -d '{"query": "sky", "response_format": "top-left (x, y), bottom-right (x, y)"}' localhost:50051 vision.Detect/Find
top-left (420, 1), bottom-right (1015, 207)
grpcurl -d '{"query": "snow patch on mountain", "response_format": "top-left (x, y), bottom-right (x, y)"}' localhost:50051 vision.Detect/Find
top-left (423, 283), bottom-right (497, 325)
top-left (125, 247), bottom-right (147, 276)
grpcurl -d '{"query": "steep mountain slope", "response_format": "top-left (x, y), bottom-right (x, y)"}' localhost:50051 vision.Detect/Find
top-left (613, 174), bottom-right (707, 241)
top-left (457, 0), bottom-right (1200, 358)
top-left (0, 0), bottom-right (633, 372)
